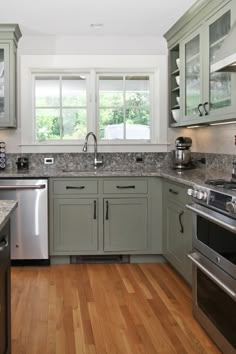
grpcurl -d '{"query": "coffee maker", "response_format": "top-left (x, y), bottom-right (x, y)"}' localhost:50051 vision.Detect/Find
top-left (172, 137), bottom-right (193, 169)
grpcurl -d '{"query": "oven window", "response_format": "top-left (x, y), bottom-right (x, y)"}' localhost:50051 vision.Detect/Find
top-left (197, 216), bottom-right (236, 264)
top-left (197, 269), bottom-right (236, 349)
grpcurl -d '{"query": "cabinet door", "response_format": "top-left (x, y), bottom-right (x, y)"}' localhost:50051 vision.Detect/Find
top-left (0, 44), bottom-right (10, 126)
top-left (164, 201), bottom-right (192, 283)
top-left (53, 198), bottom-right (98, 253)
top-left (204, 4), bottom-right (236, 117)
top-left (181, 29), bottom-right (204, 122)
top-left (104, 198), bottom-right (148, 251)
top-left (0, 223), bottom-right (10, 354)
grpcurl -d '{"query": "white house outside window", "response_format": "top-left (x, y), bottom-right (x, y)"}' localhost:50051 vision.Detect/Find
top-left (97, 74), bottom-right (151, 141)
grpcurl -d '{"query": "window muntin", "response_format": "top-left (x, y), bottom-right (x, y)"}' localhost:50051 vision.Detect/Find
top-left (98, 74), bottom-right (151, 140)
top-left (35, 75), bottom-right (88, 141)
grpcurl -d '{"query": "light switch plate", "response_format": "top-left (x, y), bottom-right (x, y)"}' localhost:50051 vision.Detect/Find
top-left (44, 157), bottom-right (54, 164)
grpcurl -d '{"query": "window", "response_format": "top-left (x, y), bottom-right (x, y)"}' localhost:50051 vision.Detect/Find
top-left (33, 70), bottom-right (153, 144)
top-left (34, 74), bottom-right (88, 141)
top-left (98, 74), bottom-right (151, 140)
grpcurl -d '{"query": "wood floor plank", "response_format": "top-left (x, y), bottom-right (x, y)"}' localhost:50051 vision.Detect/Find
top-left (11, 263), bottom-right (221, 354)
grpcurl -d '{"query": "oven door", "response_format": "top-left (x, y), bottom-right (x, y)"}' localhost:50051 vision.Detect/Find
top-left (188, 251), bottom-right (236, 354)
top-left (186, 202), bottom-right (236, 278)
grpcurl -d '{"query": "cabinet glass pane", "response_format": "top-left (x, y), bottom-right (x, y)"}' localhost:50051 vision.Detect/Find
top-left (209, 11), bottom-right (231, 110)
top-left (0, 49), bottom-right (4, 115)
top-left (185, 35), bottom-right (201, 116)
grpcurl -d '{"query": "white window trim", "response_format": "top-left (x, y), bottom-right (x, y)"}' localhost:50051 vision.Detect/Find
top-left (20, 55), bottom-right (168, 153)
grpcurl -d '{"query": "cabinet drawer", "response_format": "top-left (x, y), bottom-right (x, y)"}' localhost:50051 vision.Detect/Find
top-left (164, 181), bottom-right (187, 203)
top-left (103, 179), bottom-right (148, 194)
top-left (53, 180), bottom-right (98, 195)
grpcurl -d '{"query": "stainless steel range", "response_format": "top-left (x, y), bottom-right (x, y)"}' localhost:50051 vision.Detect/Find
top-left (186, 183), bottom-right (236, 354)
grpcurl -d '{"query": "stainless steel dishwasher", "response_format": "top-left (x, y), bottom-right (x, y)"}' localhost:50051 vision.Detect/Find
top-left (0, 179), bottom-right (49, 265)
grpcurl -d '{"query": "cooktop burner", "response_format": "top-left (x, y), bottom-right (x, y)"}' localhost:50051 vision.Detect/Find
top-left (205, 179), bottom-right (236, 190)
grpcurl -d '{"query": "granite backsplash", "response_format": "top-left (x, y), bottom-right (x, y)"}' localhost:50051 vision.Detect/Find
top-left (2, 152), bottom-right (236, 172)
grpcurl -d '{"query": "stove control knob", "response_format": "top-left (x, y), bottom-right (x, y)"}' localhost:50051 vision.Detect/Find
top-left (226, 201), bottom-right (236, 214)
top-left (196, 191), bottom-right (208, 201)
top-left (187, 188), bottom-right (193, 196)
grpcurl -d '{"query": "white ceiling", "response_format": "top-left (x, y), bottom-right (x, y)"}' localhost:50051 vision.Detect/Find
top-left (0, 0), bottom-right (197, 37)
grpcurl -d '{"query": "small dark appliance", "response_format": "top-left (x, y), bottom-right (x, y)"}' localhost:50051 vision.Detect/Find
top-left (16, 157), bottom-right (29, 170)
top-left (0, 141), bottom-right (6, 170)
top-left (172, 137), bottom-right (193, 170)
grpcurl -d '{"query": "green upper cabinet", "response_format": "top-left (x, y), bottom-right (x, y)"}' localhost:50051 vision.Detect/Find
top-left (0, 24), bottom-right (21, 128)
top-left (166, 0), bottom-right (236, 127)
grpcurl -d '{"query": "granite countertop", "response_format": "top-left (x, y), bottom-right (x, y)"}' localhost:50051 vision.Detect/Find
top-left (0, 200), bottom-right (18, 230)
top-left (0, 165), bottom-right (233, 192)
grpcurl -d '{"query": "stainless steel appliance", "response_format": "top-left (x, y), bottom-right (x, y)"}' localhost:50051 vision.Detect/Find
top-left (0, 179), bottom-right (49, 264)
top-left (186, 184), bottom-right (236, 354)
top-left (172, 137), bottom-right (193, 170)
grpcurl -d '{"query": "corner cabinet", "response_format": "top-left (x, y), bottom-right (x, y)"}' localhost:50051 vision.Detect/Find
top-left (49, 177), bottom-right (163, 256)
top-left (162, 181), bottom-right (192, 284)
top-left (166, 0), bottom-right (236, 127)
top-left (0, 24), bottom-right (22, 128)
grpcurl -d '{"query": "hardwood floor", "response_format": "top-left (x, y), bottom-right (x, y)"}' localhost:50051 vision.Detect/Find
top-left (11, 263), bottom-right (221, 354)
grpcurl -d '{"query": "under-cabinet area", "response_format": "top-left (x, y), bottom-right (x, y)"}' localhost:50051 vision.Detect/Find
top-left (49, 177), bottom-right (163, 257)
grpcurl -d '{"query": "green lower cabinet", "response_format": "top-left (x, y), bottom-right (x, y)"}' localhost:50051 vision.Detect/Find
top-left (53, 198), bottom-right (98, 253)
top-left (163, 181), bottom-right (192, 284)
top-left (103, 198), bottom-right (148, 252)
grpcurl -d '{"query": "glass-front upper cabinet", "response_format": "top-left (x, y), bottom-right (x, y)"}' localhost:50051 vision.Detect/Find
top-left (204, 4), bottom-right (236, 118)
top-left (181, 29), bottom-right (203, 122)
top-left (0, 25), bottom-right (21, 128)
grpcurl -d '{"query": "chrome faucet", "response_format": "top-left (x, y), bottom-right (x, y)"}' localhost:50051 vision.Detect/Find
top-left (82, 132), bottom-right (103, 168)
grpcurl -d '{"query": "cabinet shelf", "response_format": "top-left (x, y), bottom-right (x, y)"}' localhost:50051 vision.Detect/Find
top-left (210, 34), bottom-right (227, 49)
top-left (171, 68), bottom-right (180, 76)
top-left (172, 86), bottom-right (180, 92)
top-left (171, 104), bottom-right (180, 109)
top-left (186, 52), bottom-right (200, 64)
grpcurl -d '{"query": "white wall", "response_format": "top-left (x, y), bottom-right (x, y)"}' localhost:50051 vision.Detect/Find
top-left (0, 35), bottom-right (168, 153)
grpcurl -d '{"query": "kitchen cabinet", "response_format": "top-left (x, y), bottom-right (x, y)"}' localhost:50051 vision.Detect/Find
top-left (0, 24), bottom-right (21, 128)
top-left (50, 177), bottom-right (162, 256)
top-left (103, 198), bottom-right (148, 252)
top-left (162, 181), bottom-right (192, 284)
top-left (166, 0), bottom-right (236, 127)
top-left (0, 221), bottom-right (11, 354)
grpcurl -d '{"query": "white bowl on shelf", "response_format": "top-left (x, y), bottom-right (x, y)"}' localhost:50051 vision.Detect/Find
top-left (175, 75), bottom-right (180, 86)
top-left (176, 58), bottom-right (180, 69)
top-left (176, 96), bottom-right (180, 105)
top-left (171, 108), bottom-right (180, 123)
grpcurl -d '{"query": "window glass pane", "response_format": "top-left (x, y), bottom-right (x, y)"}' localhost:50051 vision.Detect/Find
top-left (125, 76), bottom-right (150, 107)
top-left (99, 108), bottom-right (124, 139)
top-left (126, 108), bottom-right (150, 139)
top-left (35, 77), bottom-right (60, 107)
top-left (36, 108), bottom-right (60, 141)
top-left (62, 76), bottom-right (87, 107)
top-left (62, 109), bottom-right (87, 139)
top-left (0, 49), bottom-right (4, 115)
top-left (99, 76), bottom-right (123, 107)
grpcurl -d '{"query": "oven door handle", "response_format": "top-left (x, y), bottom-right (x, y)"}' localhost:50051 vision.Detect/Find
top-left (186, 202), bottom-right (236, 234)
top-left (187, 252), bottom-right (236, 300)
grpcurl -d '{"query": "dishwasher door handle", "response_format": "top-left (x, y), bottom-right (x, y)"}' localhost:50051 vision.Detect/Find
top-left (0, 184), bottom-right (46, 190)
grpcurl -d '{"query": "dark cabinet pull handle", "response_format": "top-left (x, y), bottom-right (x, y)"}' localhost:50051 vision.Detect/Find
top-left (66, 186), bottom-right (85, 190)
top-left (116, 185), bottom-right (135, 189)
top-left (0, 237), bottom-right (8, 251)
top-left (197, 103), bottom-right (203, 117)
top-left (169, 188), bottom-right (178, 195)
top-left (106, 201), bottom-right (109, 220)
top-left (203, 102), bottom-right (209, 116)
top-left (93, 200), bottom-right (97, 220)
top-left (179, 211), bottom-right (184, 234)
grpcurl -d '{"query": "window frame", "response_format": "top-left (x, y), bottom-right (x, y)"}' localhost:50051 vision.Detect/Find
top-left (32, 72), bottom-right (90, 143)
top-left (96, 72), bottom-right (154, 144)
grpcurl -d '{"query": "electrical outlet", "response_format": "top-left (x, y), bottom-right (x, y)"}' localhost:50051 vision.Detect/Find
top-left (44, 157), bottom-right (54, 165)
